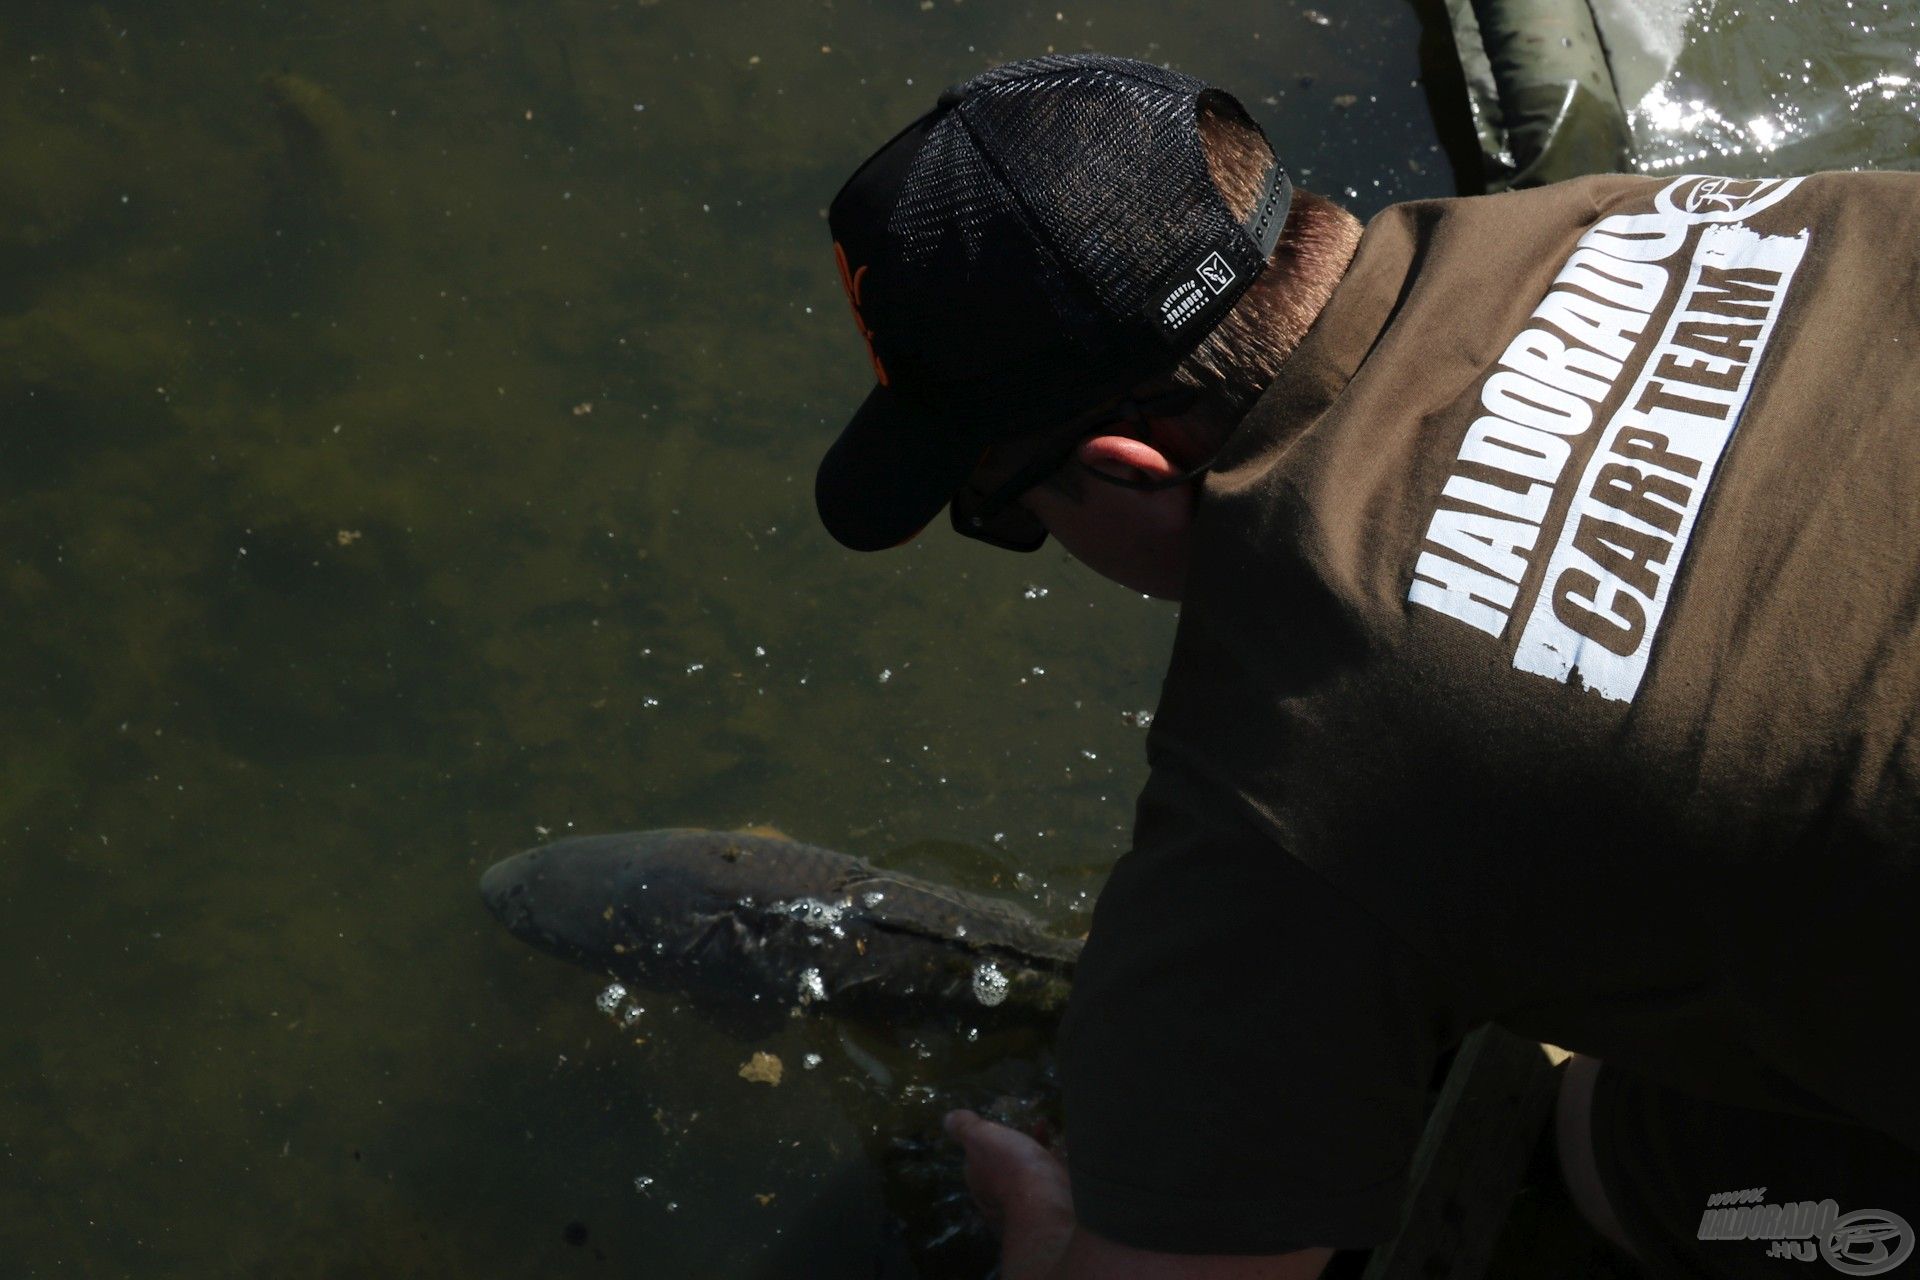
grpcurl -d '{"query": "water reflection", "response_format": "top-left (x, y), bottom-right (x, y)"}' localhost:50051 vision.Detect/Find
top-left (1619, 0), bottom-right (1920, 175)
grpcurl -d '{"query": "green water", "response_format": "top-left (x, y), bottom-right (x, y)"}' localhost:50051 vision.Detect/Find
top-left (0, 3), bottom-right (1463, 1275)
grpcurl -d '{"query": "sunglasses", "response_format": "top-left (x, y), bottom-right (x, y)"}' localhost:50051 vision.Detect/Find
top-left (949, 386), bottom-right (1205, 551)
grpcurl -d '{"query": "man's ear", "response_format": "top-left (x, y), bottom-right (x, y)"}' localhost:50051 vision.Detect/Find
top-left (1075, 434), bottom-right (1180, 485)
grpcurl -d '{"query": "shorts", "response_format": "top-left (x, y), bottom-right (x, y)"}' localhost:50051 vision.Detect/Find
top-left (1589, 1063), bottom-right (1920, 1278)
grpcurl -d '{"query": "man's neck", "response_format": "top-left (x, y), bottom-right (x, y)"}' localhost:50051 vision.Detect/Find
top-left (1266, 189), bottom-right (1364, 366)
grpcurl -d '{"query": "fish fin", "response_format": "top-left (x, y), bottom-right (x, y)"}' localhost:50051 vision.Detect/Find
top-left (735, 824), bottom-right (793, 840)
top-left (683, 911), bottom-right (747, 961)
top-left (835, 1025), bottom-right (895, 1089)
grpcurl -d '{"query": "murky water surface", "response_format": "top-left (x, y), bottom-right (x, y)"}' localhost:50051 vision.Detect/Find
top-left (13, 0), bottom-right (1907, 1274)
top-left (0, 3), bottom-right (1460, 1274)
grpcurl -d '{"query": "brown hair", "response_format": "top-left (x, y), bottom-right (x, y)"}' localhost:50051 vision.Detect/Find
top-left (1172, 99), bottom-right (1363, 416)
top-left (1014, 98), bottom-right (1362, 498)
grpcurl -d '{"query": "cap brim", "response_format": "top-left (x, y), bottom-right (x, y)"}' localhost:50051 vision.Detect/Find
top-left (815, 383), bottom-right (986, 552)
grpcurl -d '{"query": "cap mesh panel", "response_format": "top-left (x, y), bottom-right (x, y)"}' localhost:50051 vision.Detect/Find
top-left (878, 54), bottom-right (1263, 434)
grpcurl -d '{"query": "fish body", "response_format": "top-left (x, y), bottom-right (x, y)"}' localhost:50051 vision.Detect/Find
top-left (480, 829), bottom-right (1080, 1032)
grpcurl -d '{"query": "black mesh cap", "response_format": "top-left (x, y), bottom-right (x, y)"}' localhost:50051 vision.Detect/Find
top-left (815, 53), bottom-right (1292, 552)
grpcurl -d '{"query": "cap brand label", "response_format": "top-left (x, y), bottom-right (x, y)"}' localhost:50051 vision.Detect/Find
top-left (1159, 250), bottom-right (1238, 333)
top-left (1197, 251), bottom-right (1235, 294)
top-left (1160, 278), bottom-right (1209, 330)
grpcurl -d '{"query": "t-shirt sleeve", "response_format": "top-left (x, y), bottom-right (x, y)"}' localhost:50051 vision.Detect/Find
top-left (1058, 761), bottom-right (1468, 1255)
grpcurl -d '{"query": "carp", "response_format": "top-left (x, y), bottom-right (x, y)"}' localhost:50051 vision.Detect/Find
top-left (479, 828), bottom-right (1081, 1033)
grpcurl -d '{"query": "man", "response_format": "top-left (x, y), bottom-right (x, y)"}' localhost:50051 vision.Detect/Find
top-left (815, 53), bottom-right (1920, 1279)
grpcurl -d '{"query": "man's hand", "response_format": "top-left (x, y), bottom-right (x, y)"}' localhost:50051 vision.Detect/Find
top-left (945, 1109), bottom-right (1335, 1280)
top-left (944, 1108), bottom-right (1076, 1279)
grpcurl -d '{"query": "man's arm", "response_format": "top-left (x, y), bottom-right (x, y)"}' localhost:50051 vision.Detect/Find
top-left (1012, 764), bottom-right (1463, 1270)
top-left (948, 1109), bottom-right (1333, 1280)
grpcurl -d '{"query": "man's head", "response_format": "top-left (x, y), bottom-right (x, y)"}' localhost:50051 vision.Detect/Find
top-left (815, 55), bottom-right (1361, 598)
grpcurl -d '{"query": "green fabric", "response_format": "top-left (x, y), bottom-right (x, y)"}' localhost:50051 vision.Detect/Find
top-left (1447, 0), bottom-right (1631, 189)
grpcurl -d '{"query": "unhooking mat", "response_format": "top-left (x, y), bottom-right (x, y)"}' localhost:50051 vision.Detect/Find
top-left (1448, 0), bottom-right (1919, 189)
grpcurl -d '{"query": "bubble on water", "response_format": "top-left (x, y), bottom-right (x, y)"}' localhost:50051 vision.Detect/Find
top-left (633, 1175), bottom-right (654, 1194)
top-left (803, 1052), bottom-right (823, 1070)
top-left (797, 967), bottom-right (828, 1004)
top-left (595, 982), bottom-right (646, 1027)
top-left (778, 896), bottom-right (851, 938)
top-left (1121, 708), bottom-right (1154, 729)
top-left (878, 668), bottom-right (892, 683)
top-left (861, 890), bottom-right (885, 908)
top-left (782, 897), bottom-right (845, 926)
top-left (972, 961), bottom-right (1010, 1007)
top-left (1023, 584), bottom-right (1049, 599)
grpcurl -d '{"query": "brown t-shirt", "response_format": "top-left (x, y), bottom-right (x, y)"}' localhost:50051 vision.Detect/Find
top-left (1059, 172), bottom-right (1920, 1254)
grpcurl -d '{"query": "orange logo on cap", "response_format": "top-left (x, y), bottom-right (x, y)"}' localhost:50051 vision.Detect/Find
top-left (834, 241), bottom-right (889, 386)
